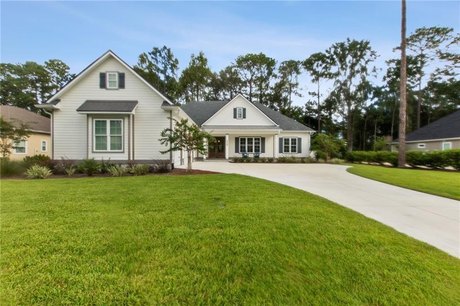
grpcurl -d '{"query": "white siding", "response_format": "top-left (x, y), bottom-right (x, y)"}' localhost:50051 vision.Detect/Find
top-left (203, 96), bottom-right (276, 127)
top-left (53, 56), bottom-right (170, 160)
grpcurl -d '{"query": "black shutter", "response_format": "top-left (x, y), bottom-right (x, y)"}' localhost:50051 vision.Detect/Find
top-left (243, 108), bottom-right (246, 119)
top-left (261, 137), bottom-right (265, 153)
top-left (99, 73), bottom-right (106, 88)
top-left (233, 108), bottom-right (237, 119)
top-left (297, 137), bottom-right (302, 153)
top-left (279, 137), bottom-right (284, 153)
top-left (118, 73), bottom-right (125, 89)
top-left (235, 137), bottom-right (240, 153)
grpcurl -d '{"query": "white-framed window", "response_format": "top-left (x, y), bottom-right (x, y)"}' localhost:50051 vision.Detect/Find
top-left (239, 137), bottom-right (261, 153)
top-left (442, 142), bottom-right (452, 151)
top-left (93, 119), bottom-right (123, 152)
top-left (41, 140), bottom-right (47, 152)
top-left (283, 137), bottom-right (297, 153)
top-left (234, 107), bottom-right (246, 120)
top-left (13, 140), bottom-right (27, 154)
top-left (417, 143), bottom-right (426, 149)
top-left (106, 72), bottom-right (119, 89)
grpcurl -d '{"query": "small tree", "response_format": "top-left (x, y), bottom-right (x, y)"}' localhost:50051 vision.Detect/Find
top-left (160, 118), bottom-right (213, 172)
top-left (311, 133), bottom-right (345, 162)
top-left (0, 117), bottom-right (30, 158)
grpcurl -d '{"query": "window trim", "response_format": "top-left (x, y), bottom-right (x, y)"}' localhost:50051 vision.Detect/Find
top-left (93, 119), bottom-right (124, 153)
top-left (239, 137), bottom-right (261, 153)
top-left (442, 142), bottom-right (452, 151)
top-left (41, 140), bottom-right (47, 152)
top-left (283, 137), bottom-right (298, 153)
top-left (106, 72), bottom-right (119, 89)
top-left (13, 139), bottom-right (27, 154)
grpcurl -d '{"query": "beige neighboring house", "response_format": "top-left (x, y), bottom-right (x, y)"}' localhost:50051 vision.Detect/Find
top-left (0, 105), bottom-right (51, 160)
top-left (391, 109), bottom-right (460, 152)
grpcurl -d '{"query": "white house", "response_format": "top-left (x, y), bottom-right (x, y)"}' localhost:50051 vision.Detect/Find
top-left (37, 50), bottom-right (314, 166)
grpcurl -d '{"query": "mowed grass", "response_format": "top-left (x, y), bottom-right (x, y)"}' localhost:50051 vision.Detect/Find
top-left (1, 175), bottom-right (459, 305)
top-left (347, 164), bottom-right (460, 200)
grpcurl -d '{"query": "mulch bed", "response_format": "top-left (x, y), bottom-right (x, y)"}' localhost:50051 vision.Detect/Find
top-left (1, 168), bottom-right (220, 180)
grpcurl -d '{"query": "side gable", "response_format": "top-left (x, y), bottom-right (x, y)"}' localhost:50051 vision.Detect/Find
top-left (202, 94), bottom-right (278, 127)
top-left (38, 50), bottom-right (173, 108)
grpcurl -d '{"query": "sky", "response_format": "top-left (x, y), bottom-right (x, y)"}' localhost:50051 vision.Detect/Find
top-left (1, 0), bottom-right (459, 104)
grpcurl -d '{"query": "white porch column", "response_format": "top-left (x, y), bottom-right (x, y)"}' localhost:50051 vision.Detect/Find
top-left (203, 138), bottom-right (208, 160)
top-left (225, 134), bottom-right (229, 159)
top-left (273, 134), bottom-right (279, 158)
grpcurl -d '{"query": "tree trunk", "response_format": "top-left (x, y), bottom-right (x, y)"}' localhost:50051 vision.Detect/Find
top-left (317, 81), bottom-right (321, 132)
top-left (417, 76), bottom-right (422, 128)
top-left (346, 108), bottom-right (353, 151)
top-left (391, 96), bottom-right (397, 139)
top-left (187, 150), bottom-right (193, 172)
top-left (373, 121), bottom-right (377, 151)
top-left (398, 0), bottom-right (407, 167)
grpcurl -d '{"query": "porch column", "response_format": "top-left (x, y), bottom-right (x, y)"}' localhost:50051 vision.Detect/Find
top-left (225, 134), bottom-right (229, 159)
top-left (273, 134), bottom-right (279, 158)
top-left (203, 138), bottom-right (208, 160)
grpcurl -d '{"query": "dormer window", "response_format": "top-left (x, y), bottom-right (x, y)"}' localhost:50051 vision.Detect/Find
top-left (233, 107), bottom-right (246, 120)
top-left (99, 72), bottom-right (125, 89)
top-left (107, 72), bottom-right (118, 89)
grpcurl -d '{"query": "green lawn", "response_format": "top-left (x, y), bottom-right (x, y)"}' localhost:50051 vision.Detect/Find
top-left (1, 175), bottom-right (459, 305)
top-left (347, 164), bottom-right (460, 200)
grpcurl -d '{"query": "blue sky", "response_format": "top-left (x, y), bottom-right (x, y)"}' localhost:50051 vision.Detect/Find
top-left (1, 0), bottom-right (459, 103)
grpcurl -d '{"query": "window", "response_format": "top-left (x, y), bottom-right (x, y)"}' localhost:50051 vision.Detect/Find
top-left (283, 137), bottom-right (298, 153)
top-left (442, 142), bottom-right (452, 151)
top-left (239, 137), bottom-right (261, 153)
top-left (13, 140), bottom-right (27, 154)
top-left (41, 140), bottom-right (47, 152)
top-left (106, 72), bottom-right (119, 89)
top-left (234, 107), bottom-right (246, 119)
top-left (417, 143), bottom-right (426, 149)
top-left (94, 119), bottom-right (123, 152)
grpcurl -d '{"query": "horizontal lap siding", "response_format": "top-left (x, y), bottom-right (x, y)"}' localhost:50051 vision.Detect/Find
top-left (54, 57), bottom-right (169, 160)
top-left (279, 133), bottom-right (311, 157)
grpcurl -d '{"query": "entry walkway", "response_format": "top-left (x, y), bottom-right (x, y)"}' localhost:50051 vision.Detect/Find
top-left (185, 162), bottom-right (460, 258)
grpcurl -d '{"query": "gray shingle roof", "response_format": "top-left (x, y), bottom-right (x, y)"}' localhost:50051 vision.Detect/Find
top-left (77, 100), bottom-right (138, 112)
top-left (0, 105), bottom-right (51, 134)
top-left (180, 100), bottom-right (314, 131)
top-left (405, 109), bottom-right (460, 141)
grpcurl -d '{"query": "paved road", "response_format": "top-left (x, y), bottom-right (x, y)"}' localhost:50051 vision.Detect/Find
top-left (184, 162), bottom-right (460, 258)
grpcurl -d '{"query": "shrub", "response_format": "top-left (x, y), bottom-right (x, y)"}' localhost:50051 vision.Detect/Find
top-left (108, 165), bottom-right (128, 177)
top-left (79, 159), bottom-right (99, 176)
top-left (23, 154), bottom-right (52, 168)
top-left (0, 158), bottom-right (25, 177)
top-left (99, 158), bottom-right (112, 174)
top-left (53, 158), bottom-right (76, 175)
top-left (65, 166), bottom-right (77, 177)
top-left (130, 164), bottom-right (149, 176)
top-left (155, 161), bottom-right (171, 173)
top-left (25, 165), bottom-right (52, 179)
top-left (345, 151), bottom-right (398, 166)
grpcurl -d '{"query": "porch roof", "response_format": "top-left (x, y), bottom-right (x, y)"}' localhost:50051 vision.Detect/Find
top-left (76, 100), bottom-right (138, 113)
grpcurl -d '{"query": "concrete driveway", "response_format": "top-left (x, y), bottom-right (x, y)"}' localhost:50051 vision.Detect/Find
top-left (185, 161), bottom-right (460, 258)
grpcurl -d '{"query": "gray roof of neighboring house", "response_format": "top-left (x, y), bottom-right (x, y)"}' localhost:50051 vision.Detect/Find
top-left (76, 100), bottom-right (138, 112)
top-left (405, 109), bottom-right (460, 142)
top-left (0, 105), bottom-right (50, 134)
top-left (180, 100), bottom-right (314, 131)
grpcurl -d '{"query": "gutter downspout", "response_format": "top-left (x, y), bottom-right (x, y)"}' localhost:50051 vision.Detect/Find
top-left (42, 108), bottom-right (54, 160)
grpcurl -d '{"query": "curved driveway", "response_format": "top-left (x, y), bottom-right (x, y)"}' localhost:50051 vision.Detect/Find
top-left (187, 162), bottom-right (460, 258)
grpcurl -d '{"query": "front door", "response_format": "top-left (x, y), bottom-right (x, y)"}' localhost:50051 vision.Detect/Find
top-left (208, 137), bottom-right (225, 159)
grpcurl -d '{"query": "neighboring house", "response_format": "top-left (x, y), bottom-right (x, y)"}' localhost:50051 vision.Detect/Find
top-left (36, 50), bottom-right (314, 165)
top-left (180, 95), bottom-right (314, 160)
top-left (391, 109), bottom-right (460, 151)
top-left (0, 105), bottom-right (51, 160)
